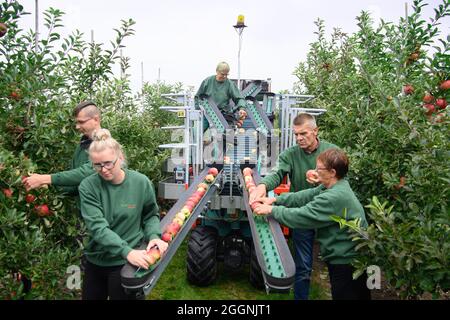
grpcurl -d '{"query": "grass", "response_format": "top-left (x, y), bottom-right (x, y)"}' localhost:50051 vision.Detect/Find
top-left (147, 234), bottom-right (330, 300)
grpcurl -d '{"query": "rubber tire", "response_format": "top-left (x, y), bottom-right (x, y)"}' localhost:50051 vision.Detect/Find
top-left (187, 226), bottom-right (218, 286)
top-left (249, 243), bottom-right (265, 290)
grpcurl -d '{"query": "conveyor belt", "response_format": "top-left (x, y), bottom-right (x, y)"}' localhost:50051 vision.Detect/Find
top-left (241, 82), bottom-right (274, 136)
top-left (121, 167), bottom-right (221, 295)
top-left (238, 170), bottom-right (295, 291)
top-left (199, 98), bottom-right (230, 133)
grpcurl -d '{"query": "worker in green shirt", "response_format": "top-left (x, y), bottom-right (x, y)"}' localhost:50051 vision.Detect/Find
top-left (195, 61), bottom-right (248, 132)
top-left (79, 129), bottom-right (168, 300)
top-left (253, 148), bottom-right (371, 300)
top-left (23, 101), bottom-right (101, 209)
top-left (250, 113), bottom-right (338, 300)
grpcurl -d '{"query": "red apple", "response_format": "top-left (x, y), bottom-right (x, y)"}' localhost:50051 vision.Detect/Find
top-left (162, 232), bottom-right (173, 243)
top-left (205, 174), bottom-right (215, 183)
top-left (0, 23), bottom-right (7, 37)
top-left (147, 254), bottom-right (157, 265)
top-left (25, 194), bottom-right (36, 203)
top-left (197, 187), bottom-right (206, 196)
top-left (166, 222), bottom-right (181, 236)
top-left (408, 52), bottom-right (419, 61)
top-left (306, 170), bottom-right (319, 182)
top-left (403, 84), bottom-right (414, 95)
top-left (440, 80), bottom-right (450, 90)
top-left (147, 248), bottom-right (161, 260)
top-left (187, 196), bottom-right (197, 204)
top-left (192, 191), bottom-right (203, 198)
top-left (2, 188), bottom-right (13, 198)
top-left (34, 204), bottom-right (50, 217)
top-left (243, 168), bottom-right (253, 176)
top-left (424, 104), bottom-right (435, 115)
top-left (436, 98), bottom-right (447, 109)
top-left (171, 221), bottom-right (181, 232)
top-left (9, 90), bottom-right (21, 101)
top-left (422, 93), bottom-right (434, 103)
top-left (191, 195), bottom-right (202, 204)
top-left (185, 200), bottom-right (197, 210)
top-left (208, 167), bottom-right (219, 176)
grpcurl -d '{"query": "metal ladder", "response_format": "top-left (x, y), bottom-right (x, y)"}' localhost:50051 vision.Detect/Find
top-left (158, 93), bottom-right (204, 186)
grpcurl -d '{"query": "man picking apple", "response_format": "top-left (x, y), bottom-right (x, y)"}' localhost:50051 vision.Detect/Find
top-left (23, 101), bottom-right (101, 210)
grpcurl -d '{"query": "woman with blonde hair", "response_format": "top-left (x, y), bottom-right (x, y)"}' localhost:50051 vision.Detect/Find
top-left (79, 129), bottom-right (167, 300)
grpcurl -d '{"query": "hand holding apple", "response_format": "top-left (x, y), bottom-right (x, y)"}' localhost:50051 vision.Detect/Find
top-left (249, 184), bottom-right (266, 203)
top-left (260, 197), bottom-right (276, 205)
top-left (250, 201), bottom-right (262, 211)
top-left (253, 204), bottom-right (273, 216)
top-left (306, 170), bottom-right (319, 184)
top-left (23, 174), bottom-right (51, 191)
top-left (127, 249), bottom-right (152, 269)
top-left (147, 239), bottom-right (169, 256)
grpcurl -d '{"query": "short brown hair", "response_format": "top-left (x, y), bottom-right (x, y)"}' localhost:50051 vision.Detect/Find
top-left (73, 101), bottom-right (98, 117)
top-left (317, 148), bottom-right (349, 179)
top-left (293, 113), bottom-right (317, 128)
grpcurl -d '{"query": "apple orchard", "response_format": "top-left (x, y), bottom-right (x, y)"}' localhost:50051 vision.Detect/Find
top-left (1, 0), bottom-right (449, 299)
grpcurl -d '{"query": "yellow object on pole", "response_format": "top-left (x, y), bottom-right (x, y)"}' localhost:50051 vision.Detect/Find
top-left (237, 15), bottom-right (245, 26)
top-left (233, 14), bottom-right (247, 88)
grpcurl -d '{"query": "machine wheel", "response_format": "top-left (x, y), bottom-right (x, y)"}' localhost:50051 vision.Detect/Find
top-left (187, 226), bottom-right (218, 286)
top-left (249, 243), bottom-right (265, 290)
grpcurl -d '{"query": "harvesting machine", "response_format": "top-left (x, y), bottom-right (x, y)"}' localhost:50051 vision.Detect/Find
top-left (120, 79), bottom-right (326, 298)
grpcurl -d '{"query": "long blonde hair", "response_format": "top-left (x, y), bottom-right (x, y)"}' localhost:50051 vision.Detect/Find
top-left (89, 129), bottom-right (126, 165)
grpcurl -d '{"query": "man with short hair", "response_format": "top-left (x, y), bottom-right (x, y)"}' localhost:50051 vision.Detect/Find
top-left (250, 113), bottom-right (338, 300)
top-left (23, 101), bottom-right (101, 208)
top-left (195, 61), bottom-right (247, 131)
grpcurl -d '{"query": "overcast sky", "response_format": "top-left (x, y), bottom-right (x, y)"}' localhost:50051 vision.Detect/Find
top-left (19, 0), bottom-right (449, 94)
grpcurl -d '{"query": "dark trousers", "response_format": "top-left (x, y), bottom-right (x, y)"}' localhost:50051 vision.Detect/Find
top-left (326, 263), bottom-right (371, 300)
top-left (292, 228), bottom-right (315, 300)
top-left (82, 259), bottom-right (137, 300)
